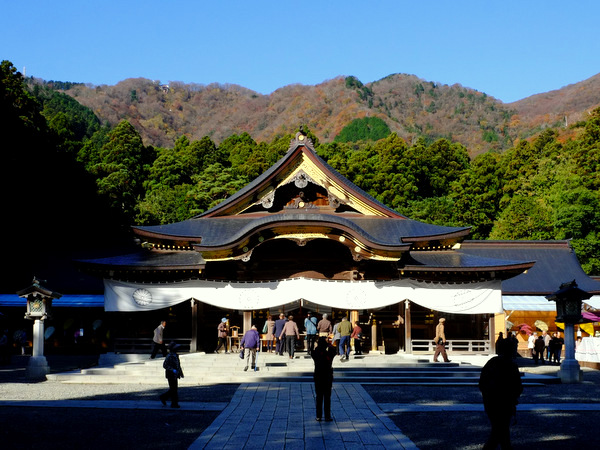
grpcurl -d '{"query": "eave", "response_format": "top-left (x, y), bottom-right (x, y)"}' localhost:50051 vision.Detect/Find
top-left (133, 214), bottom-right (470, 263)
top-left (76, 249), bottom-right (206, 276)
top-left (399, 250), bottom-right (535, 283)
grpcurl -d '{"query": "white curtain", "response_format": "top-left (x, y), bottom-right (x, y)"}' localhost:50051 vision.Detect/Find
top-left (104, 278), bottom-right (502, 314)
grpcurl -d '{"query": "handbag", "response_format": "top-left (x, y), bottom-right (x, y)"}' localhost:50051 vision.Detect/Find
top-left (239, 348), bottom-right (245, 359)
top-left (262, 321), bottom-right (268, 333)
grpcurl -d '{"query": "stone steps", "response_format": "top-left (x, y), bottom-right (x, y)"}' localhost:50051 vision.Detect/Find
top-left (46, 352), bottom-right (560, 386)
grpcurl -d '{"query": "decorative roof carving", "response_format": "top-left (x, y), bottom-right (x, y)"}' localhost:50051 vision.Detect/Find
top-left (260, 190), bottom-right (275, 209)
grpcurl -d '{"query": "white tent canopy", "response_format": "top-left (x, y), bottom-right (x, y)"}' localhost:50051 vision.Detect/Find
top-left (502, 295), bottom-right (600, 311)
top-left (104, 278), bottom-right (502, 314)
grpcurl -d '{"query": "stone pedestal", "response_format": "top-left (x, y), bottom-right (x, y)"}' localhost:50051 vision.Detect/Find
top-left (26, 355), bottom-right (49, 379)
top-left (559, 322), bottom-right (582, 383)
top-left (559, 358), bottom-right (583, 383)
top-left (26, 319), bottom-right (49, 380)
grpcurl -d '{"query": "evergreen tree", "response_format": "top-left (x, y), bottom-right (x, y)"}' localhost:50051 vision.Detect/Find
top-left (334, 117), bottom-right (391, 143)
top-left (90, 120), bottom-right (154, 220)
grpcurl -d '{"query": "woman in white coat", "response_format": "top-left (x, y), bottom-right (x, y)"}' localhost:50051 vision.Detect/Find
top-left (527, 332), bottom-right (537, 359)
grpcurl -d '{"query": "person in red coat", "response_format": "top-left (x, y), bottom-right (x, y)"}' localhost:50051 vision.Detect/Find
top-left (351, 321), bottom-right (363, 355)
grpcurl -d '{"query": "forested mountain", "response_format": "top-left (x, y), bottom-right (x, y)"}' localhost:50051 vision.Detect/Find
top-left (3, 59), bottom-right (600, 293)
top-left (58, 72), bottom-right (600, 156)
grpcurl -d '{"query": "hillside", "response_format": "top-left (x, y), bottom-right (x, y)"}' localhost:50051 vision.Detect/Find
top-left (508, 72), bottom-right (600, 141)
top-left (60, 71), bottom-right (600, 155)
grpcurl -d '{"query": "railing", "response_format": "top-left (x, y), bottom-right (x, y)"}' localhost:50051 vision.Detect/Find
top-left (411, 339), bottom-right (490, 353)
top-left (113, 338), bottom-right (191, 354)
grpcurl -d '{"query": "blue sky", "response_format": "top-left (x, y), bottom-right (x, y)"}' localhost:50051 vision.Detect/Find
top-left (2, 1), bottom-right (599, 103)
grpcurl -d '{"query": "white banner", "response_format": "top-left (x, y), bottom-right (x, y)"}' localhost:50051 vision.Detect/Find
top-left (104, 278), bottom-right (502, 314)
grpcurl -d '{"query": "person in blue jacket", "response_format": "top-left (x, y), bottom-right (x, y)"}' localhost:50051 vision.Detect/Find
top-left (240, 325), bottom-right (260, 371)
top-left (304, 311), bottom-right (318, 355)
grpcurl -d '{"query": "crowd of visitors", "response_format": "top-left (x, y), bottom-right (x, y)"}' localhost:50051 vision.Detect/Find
top-left (213, 312), bottom-right (364, 361)
top-left (496, 328), bottom-right (565, 364)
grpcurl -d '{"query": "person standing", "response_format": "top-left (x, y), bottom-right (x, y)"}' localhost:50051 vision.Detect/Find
top-left (240, 325), bottom-right (260, 371)
top-left (150, 320), bottom-right (167, 359)
top-left (332, 320), bottom-right (341, 349)
top-left (312, 337), bottom-right (337, 422)
top-left (495, 332), bottom-right (504, 355)
top-left (509, 332), bottom-right (519, 359)
top-left (160, 342), bottom-right (184, 408)
top-left (263, 315), bottom-right (276, 353)
top-left (280, 315), bottom-right (300, 359)
top-left (316, 313), bottom-right (332, 338)
top-left (304, 312), bottom-right (318, 355)
top-left (543, 330), bottom-right (551, 360)
top-left (527, 332), bottom-right (536, 359)
top-left (351, 321), bottom-right (363, 355)
top-left (338, 317), bottom-right (353, 360)
top-left (433, 318), bottom-right (450, 362)
top-left (534, 334), bottom-right (545, 364)
top-left (478, 344), bottom-right (523, 449)
top-left (275, 313), bottom-right (287, 355)
top-left (215, 318), bottom-right (229, 354)
top-left (553, 332), bottom-right (564, 364)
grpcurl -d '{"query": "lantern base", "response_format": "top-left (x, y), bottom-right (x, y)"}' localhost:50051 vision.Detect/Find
top-left (559, 358), bottom-right (582, 384)
top-left (26, 356), bottom-right (49, 380)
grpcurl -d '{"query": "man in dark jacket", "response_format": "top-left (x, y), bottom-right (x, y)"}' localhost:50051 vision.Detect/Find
top-left (274, 313), bottom-right (287, 356)
top-left (312, 337), bottom-right (337, 422)
top-left (160, 342), bottom-right (184, 408)
top-left (552, 332), bottom-right (564, 364)
top-left (479, 343), bottom-right (523, 449)
top-left (534, 334), bottom-right (546, 364)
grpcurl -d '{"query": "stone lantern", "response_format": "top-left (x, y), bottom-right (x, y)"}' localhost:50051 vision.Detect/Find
top-left (17, 278), bottom-right (62, 379)
top-left (546, 280), bottom-right (591, 383)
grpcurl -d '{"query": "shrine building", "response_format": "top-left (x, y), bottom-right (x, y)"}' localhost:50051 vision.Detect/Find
top-left (74, 129), bottom-right (574, 354)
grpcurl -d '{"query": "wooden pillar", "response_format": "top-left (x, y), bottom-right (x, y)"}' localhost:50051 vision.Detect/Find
top-left (350, 310), bottom-right (359, 325)
top-left (371, 319), bottom-right (378, 352)
top-left (404, 300), bottom-right (412, 353)
top-left (243, 311), bottom-right (252, 335)
top-left (190, 299), bottom-right (198, 353)
top-left (488, 314), bottom-right (495, 354)
top-left (398, 302), bottom-right (404, 352)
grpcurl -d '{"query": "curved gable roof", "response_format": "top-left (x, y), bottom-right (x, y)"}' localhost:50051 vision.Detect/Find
top-left (197, 131), bottom-right (404, 219)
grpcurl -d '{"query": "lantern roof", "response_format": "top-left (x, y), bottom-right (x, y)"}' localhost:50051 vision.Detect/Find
top-left (16, 278), bottom-right (62, 299)
top-left (546, 279), bottom-right (593, 302)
